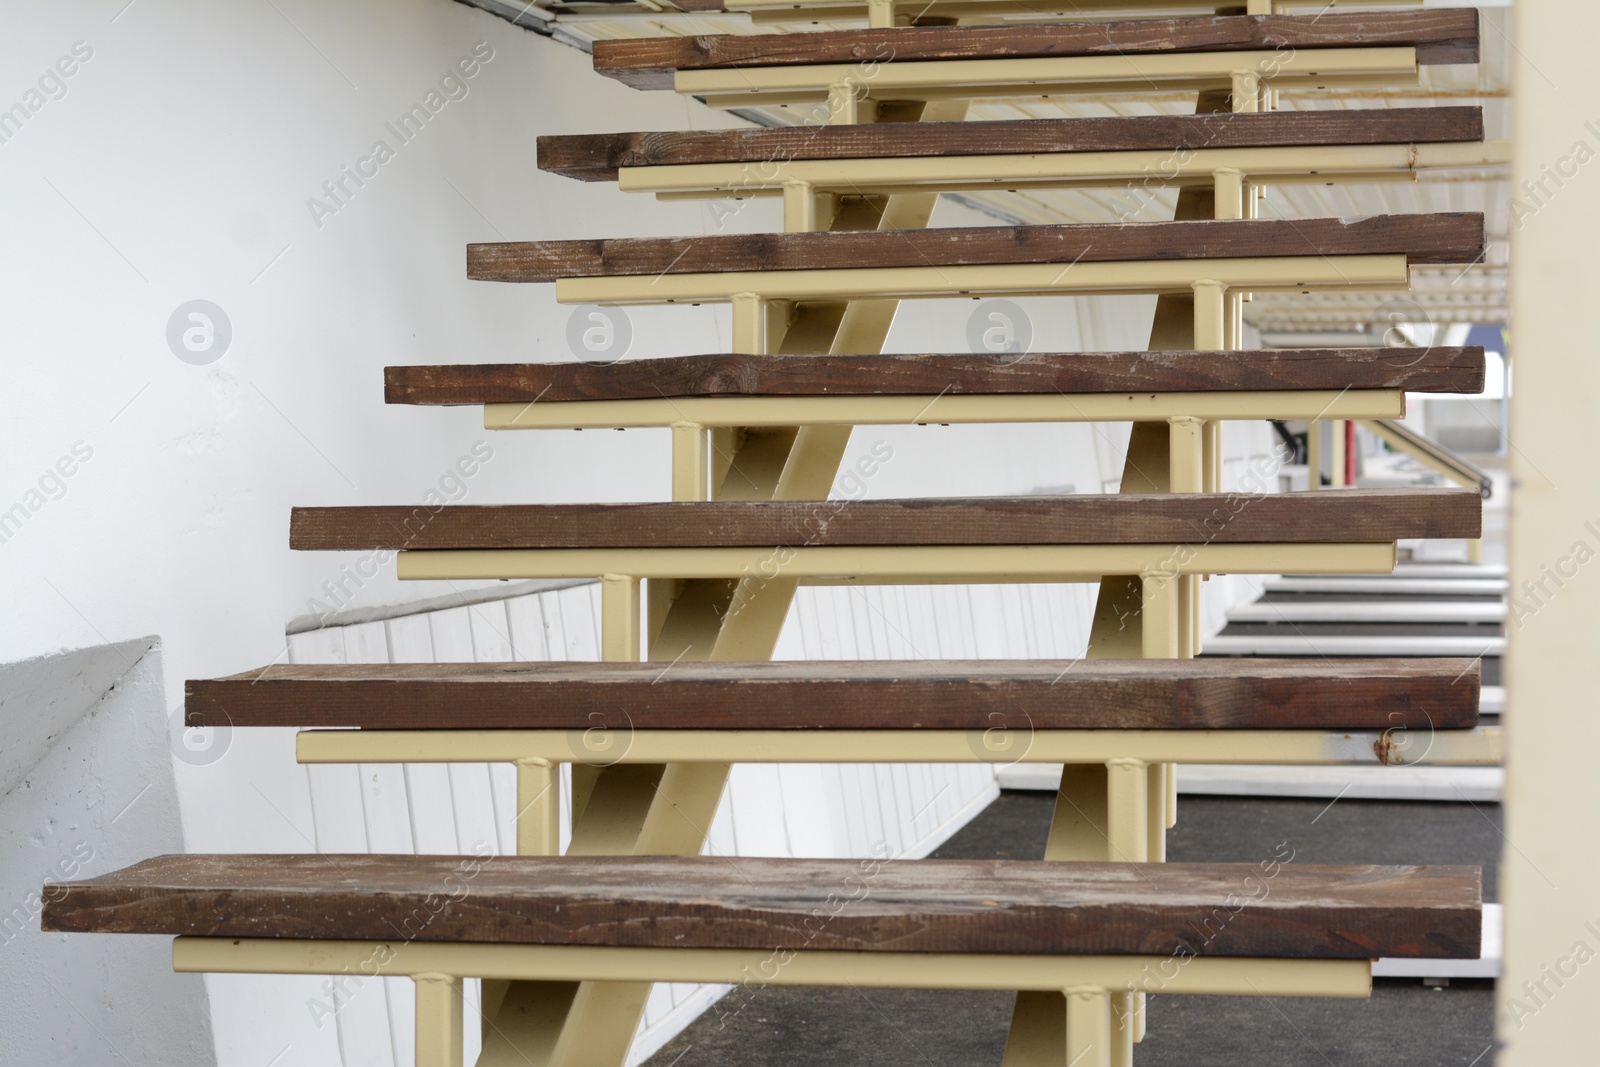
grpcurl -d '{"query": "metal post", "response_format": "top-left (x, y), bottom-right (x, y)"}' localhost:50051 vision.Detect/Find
top-left (671, 423), bottom-right (709, 502)
top-left (1111, 987), bottom-right (1137, 1067)
top-left (1168, 417), bottom-right (1205, 494)
top-left (1192, 281), bottom-right (1227, 350)
top-left (1170, 415), bottom-right (1205, 662)
top-left (1331, 419), bottom-right (1348, 487)
top-left (600, 574), bottom-right (641, 663)
top-left (865, 0), bottom-right (898, 27)
top-left (1106, 758), bottom-right (1150, 864)
top-left (1230, 69), bottom-right (1261, 114)
top-left (782, 179), bottom-right (837, 233)
top-left (1141, 565), bottom-right (1183, 855)
top-left (730, 293), bottom-right (767, 356)
top-left (516, 758), bottom-right (560, 856)
top-left (415, 973), bottom-right (464, 1067)
top-left (1211, 145), bottom-right (1249, 364)
top-left (1345, 419), bottom-right (1356, 487)
top-left (1065, 987), bottom-right (1112, 1067)
top-left (826, 79), bottom-right (874, 125)
top-left (1146, 763), bottom-right (1168, 862)
top-left (1140, 574), bottom-right (1182, 659)
top-left (1204, 420), bottom-right (1224, 495)
top-left (1213, 168), bottom-right (1245, 221)
top-left (1195, 417), bottom-right (1223, 657)
top-left (1235, 177), bottom-right (1248, 347)
top-left (1308, 420), bottom-right (1323, 489)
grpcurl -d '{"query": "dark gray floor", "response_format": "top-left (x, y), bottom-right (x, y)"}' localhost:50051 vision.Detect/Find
top-left (644, 791), bottom-right (1500, 1067)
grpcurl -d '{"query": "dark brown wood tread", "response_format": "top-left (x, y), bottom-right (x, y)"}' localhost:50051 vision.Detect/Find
top-left (539, 106), bottom-right (1484, 182)
top-left (467, 214), bottom-right (1485, 283)
top-left (187, 657), bottom-right (1479, 731)
top-left (42, 854), bottom-right (1482, 960)
top-left (288, 488), bottom-right (1482, 552)
top-left (385, 348), bottom-right (1486, 406)
top-left (592, 10), bottom-right (1480, 89)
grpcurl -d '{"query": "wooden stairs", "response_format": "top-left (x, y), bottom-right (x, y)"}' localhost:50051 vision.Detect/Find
top-left (44, 5), bottom-right (1500, 1066)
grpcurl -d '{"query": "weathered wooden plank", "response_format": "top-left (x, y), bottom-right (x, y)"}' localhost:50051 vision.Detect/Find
top-left (385, 348), bottom-right (1485, 406)
top-left (591, 11), bottom-right (1481, 89)
top-left (288, 488), bottom-right (1482, 551)
top-left (42, 854), bottom-right (1482, 959)
top-left (466, 214), bottom-right (1486, 282)
top-left (538, 107), bottom-right (1484, 182)
top-left (186, 657), bottom-right (1479, 730)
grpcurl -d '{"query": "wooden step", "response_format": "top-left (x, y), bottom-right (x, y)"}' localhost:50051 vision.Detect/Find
top-left (538, 106), bottom-right (1484, 182)
top-left (468, 214), bottom-right (1485, 283)
top-left (592, 10), bottom-right (1480, 89)
top-left (42, 854), bottom-right (1482, 960)
top-left (187, 657), bottom-right (1479, 731)
top-left (289, 488), bottom-right (1481, 552)
top-left (386, 348), bottom-right (1485, 406)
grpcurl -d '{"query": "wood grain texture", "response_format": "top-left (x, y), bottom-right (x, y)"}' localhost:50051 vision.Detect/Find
top-left (41, 854), bottom-right (1482, 959)
top-left (466, 214), bottom-right (1486, 282)
top-left (288, 488), bottom-right (1482, 551)
top-left (538, 107), bottom-right (1484, 181)
top-left (187, 657), bottom-right (1479, 730)
top-left (384, 348), bottom-right (1486, 406)
top-left (591, 10), bottom-right (1481, 89)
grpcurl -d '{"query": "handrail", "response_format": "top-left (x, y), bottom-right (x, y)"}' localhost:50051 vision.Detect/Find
top-left (1363, 418), bottom-right (1494, 500)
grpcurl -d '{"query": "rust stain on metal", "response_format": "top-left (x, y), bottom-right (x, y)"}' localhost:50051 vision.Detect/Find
top-left (1374, 728), bottom-right (1400, 766)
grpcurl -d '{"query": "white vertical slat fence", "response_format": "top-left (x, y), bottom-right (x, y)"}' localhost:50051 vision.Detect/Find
top-left (284, 574), bottom-right (1112, 1064)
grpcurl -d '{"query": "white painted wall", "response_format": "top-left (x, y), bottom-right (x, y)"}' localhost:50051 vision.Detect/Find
top-left (0, 1), bottom-right (1283, 1064)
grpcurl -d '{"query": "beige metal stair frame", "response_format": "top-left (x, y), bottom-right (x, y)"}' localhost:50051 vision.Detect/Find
top-left (678, 48), bottom-right (1424, 112)
top-left (399, 52), bottom-right (1454, 1066)
top-left (464, 95), bottom-right (979, 1067)
top-left (141, 9), bottom-right (1487, 1066)
top-left (625, 142), bottom-right (1508, 212)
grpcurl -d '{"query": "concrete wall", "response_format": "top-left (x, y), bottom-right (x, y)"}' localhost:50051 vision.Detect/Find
top-left (0, 643), bottom-right (211, 1066)
top-left (0, 1), bottom-right (1281, 1063)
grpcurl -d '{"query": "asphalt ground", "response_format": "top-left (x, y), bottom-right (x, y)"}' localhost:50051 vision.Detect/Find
top-left (645, 790), bottom-right (1501, 1067)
